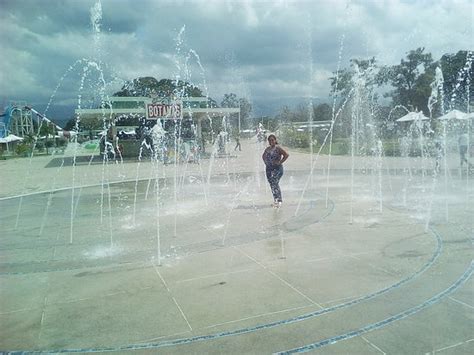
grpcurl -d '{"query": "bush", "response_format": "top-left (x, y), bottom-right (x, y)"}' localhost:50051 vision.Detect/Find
top-left (409, 147), bottom-right (423, 157)
top-left (57, 138), bottom-right (68, 147)
top-left (382, 140), bottom-right (400, 156)
top-left (333, 138), bottom-right (350, 155)
top-left (279, 127), bottom-right (310, 148)
top-left (45, 141), bottom-right (54, 154)
top-left (316, 138), bottom-right (350, 155)
top-left (15, 143), bottom-right (30, 157)
top-left (36, 142), bottom-right (45, 152)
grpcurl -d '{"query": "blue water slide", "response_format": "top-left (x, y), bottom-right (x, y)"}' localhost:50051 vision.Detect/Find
top-left (0, 105), bottom-right (15, 138)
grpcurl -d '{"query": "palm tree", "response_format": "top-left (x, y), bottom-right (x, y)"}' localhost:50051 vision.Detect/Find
top-left (39, 123), bottom-right (56, 154)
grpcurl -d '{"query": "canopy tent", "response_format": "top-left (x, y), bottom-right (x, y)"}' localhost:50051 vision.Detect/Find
top-left (0, 134), bottom-right (24, 153)
top-left (0, 134), bottom-right (23, 143)
top-left (39, 130), bottom-right (77, 139)
top-left (396, 112), bottom-right (429, 122)
top-left (437, 110), bottom-right (468, 120)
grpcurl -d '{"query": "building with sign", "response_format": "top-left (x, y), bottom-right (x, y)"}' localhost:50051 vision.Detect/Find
top-left (75, 96), bottom-right (241, 157)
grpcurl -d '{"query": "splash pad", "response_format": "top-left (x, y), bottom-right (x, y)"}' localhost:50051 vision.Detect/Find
top-left (1, 0), bottom-right (472, 353)
top-left (1, 144), bottom-right (472, 353)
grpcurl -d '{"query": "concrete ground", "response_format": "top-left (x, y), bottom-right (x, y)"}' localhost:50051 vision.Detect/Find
top-left (0, 139), bottom-right (473, 354)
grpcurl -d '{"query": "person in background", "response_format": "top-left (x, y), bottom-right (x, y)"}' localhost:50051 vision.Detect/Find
top-left (458, 131), bottom-right (469, 167)
top-left (234, 135), bottom-right (242, 151)
top-left (262, 134), bottom-right (289, 208)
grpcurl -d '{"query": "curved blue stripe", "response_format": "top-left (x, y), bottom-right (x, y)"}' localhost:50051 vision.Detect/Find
top-left (4, 224), bottom-right (442, 354)
top-left (277, 261), bottom-right (474, 354)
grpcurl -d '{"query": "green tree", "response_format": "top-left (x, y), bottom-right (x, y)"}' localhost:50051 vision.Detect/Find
top-left (113, 77), bottom-right (203, 98)
top-left (439, 50), bottom-right (473, 112)
top-left (330, 57), bottom-right (380, 100)
top-left (384, 48), bottom-right (435, 115)
top-left (221, 93), bottom-right (238, 108)
top-left (16, 133), bottom-right (35, 156)
top-left (275, 106), bottom-right (294, 126)
top-left (329, 58), bottom-right (382, 141)
top-left (80, 116), bottom-right (103, 139)
top-left (293, 103), bottom-right (310, 123)
top-left (221, 94), bottom-right (252, 131)
top-left (238, 98), bottom-right (252, 129)
top-left (313, 103), bottom-right (332, 121)
top-left (64, 116), bottom-right (76, 131)
top-left (39, 122), bottom-right (56, 154)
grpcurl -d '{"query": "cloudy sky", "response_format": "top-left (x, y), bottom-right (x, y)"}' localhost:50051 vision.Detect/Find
top-left (0, 0), bottom-right (472, 122)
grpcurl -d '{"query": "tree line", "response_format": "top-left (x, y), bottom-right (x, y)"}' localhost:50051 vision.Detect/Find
top-left (280, 49), bottom-right (471, 123)
top-left (67, 48), bottom-right (471, 141)
top-left (330, 48), bottom-right (472, 117)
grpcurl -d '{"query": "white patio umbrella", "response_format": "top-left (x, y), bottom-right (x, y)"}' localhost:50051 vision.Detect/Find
top-left (437, 110), bottom-right (468, 120)
top-left (396, 111), bottom-right (429, 122)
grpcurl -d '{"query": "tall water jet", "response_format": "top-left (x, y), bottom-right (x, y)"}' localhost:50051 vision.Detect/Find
top-left (154, 154), bottom-right (162, 266)
top-left (349, 83), bottom-right (358, 224)
top-left (348, 62), bottom-right (382, 221)
top-left (428, 66), bottom-right (448, 223)
top-left (464, 52), bottom-right (472, 195)
top-left (221, 178), bottom-right (251, 246)
top-left (70, 0), bottom-right (111, 245)
top-left (375, 138), bottom-right (384, 212)
top-left (294, 89), bottom-right (353, 217)
top-left (325, 33), bottom-right (346, 208)
top-left (70, 66), bottom-right (88, 243)
top-left (172, 28), bottom-right (185, 238)
top-left (399, 135), bottom-right (411, 206)
top-left (306, 14), bottom-right (315, 189)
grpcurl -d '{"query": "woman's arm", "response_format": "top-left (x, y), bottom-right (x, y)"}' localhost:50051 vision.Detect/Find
top-left (278, 146), bottom-right (289, 164)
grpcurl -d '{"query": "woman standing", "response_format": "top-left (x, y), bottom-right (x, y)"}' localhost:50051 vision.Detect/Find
top-left (262, 134), bottom-right (289, 208)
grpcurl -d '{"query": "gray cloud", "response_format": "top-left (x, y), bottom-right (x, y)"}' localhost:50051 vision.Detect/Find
top-left (0, 0), bottom-right (471, 120)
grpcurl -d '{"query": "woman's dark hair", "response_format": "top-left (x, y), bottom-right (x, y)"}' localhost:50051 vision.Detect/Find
top-left (268, 134), bottom-right (278, 144)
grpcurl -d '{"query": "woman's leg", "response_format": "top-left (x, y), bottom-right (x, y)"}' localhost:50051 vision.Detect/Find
top-left (266, 168), bottom-right (277, 202)
top-left (273, 166), bottom-right (283, 202)
top-left (267, 166), bottom-right (283, 202)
